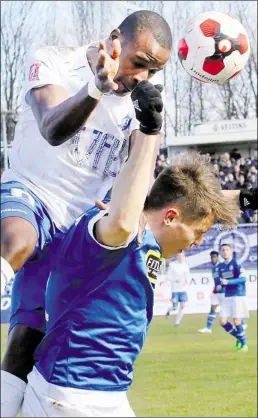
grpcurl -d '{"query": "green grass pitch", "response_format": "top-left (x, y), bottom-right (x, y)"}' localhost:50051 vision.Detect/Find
top-left (1, 312), bottom-right (257, 417)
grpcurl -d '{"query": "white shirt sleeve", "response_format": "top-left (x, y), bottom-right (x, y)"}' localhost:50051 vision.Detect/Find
top-left (23, 47), bottom-right (65, 102)
top-left (87, 209), bottom-right (138, 250)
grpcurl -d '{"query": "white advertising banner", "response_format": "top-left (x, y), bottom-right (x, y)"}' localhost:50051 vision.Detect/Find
top-left (153, 270), bottom-right (257, 316)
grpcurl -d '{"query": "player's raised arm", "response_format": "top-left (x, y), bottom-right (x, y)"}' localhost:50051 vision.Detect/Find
top-left (95, 81), bottom-right (163, 247)
top-left (26, 40), bottom-right (121, 146)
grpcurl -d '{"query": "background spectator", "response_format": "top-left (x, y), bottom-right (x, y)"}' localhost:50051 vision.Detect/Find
top-left (155, 148), bottom-right (257, 223)
top-left (236, 173), bottom-right (250, 190)
top-left (223, 173), bottom-right (237, 190)
top-left (230, 148), bottom-right (242, 161)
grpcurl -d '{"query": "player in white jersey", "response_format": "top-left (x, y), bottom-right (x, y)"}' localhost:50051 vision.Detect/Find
top-left (165, 251), bottom-right (190, 327)
top-left (1, 10), bottom-right (172, 417)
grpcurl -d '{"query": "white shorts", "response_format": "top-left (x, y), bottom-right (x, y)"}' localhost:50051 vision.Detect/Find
top-left (21, 367), bottom-right (135, 417)
top-left (220, 296), bottom-right (249, 319)
top-left (211, 292), bottom-right (225, 306)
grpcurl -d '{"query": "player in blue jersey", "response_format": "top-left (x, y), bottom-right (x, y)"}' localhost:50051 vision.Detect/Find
top-left (20, 143), bottom-right (238, 415)
top-left (1, 10), bottom-right (172, 417)
top-left (219, 243), bottom-right (249, 352)
top-left (198, 250), bottom-right (225, 333)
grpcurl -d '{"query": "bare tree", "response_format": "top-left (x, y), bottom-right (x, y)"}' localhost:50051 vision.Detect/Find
top-left (195, 82), bottom-right (205, 123)
top-left (43, 1), bottom-right (60, 46)
top-left (71, 1), bottom-right (114, 44)
top-left (234, 1), bottom-right (257, 117)
top-left (1, 1), bottom-right (40, 142)
top-left (71, 1), bottom-right (96, 45)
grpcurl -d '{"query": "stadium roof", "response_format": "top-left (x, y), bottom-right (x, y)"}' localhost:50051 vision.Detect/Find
top-left (166, 118), bottom-right (257, 146)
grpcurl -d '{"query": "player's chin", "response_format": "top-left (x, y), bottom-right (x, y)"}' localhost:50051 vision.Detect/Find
top-left (113, 81), bottom-right (131, 96)
top-left (114, 87), bottom-right (131, 97)
top-left (113, 89), bottom-right (130, 97)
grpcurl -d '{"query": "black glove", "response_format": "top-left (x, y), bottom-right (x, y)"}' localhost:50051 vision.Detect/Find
top-left (131, 80), bottom-right (163, 135)
top-left (239, 187), bottom-right (258, 210)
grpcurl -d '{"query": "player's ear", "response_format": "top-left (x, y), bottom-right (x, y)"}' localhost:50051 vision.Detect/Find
top-left (164, 208), bottom-right (179, 226)
top-left (107, 29), bottom-right (121, 55)
top-left (109, 29), bottom-right (121, 43)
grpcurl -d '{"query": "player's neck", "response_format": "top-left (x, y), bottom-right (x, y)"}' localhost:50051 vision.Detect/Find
top-left (224, 257), bottom-right (232, 264)
top-left (144, 211), bottom-right (162, 247)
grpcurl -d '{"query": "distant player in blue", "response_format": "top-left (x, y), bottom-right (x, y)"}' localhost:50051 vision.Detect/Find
top-left (219, 243), bottom-right (249, 352)
top-left (198, 250), bottom-right (225, 333)
top-left (21, 146), bottom-right (239, 417)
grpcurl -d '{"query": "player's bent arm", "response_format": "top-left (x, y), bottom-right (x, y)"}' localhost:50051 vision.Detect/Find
top-left (27, 83), bottom-right (100, 146)
top-left (95, 131), bottom-right (161, 247)
top-left (129, 130), bottom-right (156, 191)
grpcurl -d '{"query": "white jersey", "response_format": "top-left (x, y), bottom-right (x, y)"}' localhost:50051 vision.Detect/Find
top-left (166, 261), bottom-right (190, 292)
top-left (2, 45), bottom-right (163, 231)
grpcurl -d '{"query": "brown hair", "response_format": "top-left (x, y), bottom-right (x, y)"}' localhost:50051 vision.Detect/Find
top-left (144, 152), bottom-right (238, 228)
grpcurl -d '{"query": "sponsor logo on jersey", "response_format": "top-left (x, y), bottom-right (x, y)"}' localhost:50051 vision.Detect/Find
top-left (70, 127), bottom-right (128, 178)
top-left (146, 250), bottom-right (162, 287)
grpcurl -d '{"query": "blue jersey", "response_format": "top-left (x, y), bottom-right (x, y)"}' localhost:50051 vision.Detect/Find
top-left (34, 206), bottom-right (163, 392)
top-left (219, 258), bottom-right (246, 297)
top-left (212, 263), bottom-right (225, 294)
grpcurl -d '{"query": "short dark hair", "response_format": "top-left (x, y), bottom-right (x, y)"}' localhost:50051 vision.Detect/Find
top-left (210, 251), bottom-right (219, 256)
top-left (221, 243), bottom-right (232, 248)
top-left (144, 153), bottom-right (238, 228)
top-left (118, 10), bottom-right (172, 51)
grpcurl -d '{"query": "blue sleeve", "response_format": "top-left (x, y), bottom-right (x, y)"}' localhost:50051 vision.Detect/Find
top-left (83, 206), bottom-right (137, 269)
top-left (212, 267), bottom-right (219, 278)
top-left (234, 260), bottom-right (245, 277)
top-left (228, 277), bottom-right (246, 285)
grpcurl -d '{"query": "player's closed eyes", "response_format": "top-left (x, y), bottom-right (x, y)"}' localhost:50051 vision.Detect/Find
top-left (133, 61), bottom-right (159, 75)
top-left (133, 61), bottom-right (145, 68)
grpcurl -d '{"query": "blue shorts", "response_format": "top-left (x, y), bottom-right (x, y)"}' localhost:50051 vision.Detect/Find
top-left (1, 181), bottom-right (61, 333)
top-left (8, 248), bottom-right (54, 334)
top-left (172, 291), bottom-right (188, 308)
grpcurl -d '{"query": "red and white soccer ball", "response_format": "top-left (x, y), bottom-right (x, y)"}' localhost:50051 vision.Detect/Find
top-left (178, 11), bottom-right (250, 84)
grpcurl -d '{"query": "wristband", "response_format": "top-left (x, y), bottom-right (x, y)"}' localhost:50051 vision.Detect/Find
top-left (140, 123), bottom-right (161, 135)
top-left (88, 78), bottom-right (103, 100)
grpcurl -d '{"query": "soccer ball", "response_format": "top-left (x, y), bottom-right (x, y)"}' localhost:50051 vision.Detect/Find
top-left (178, 11), bottom-right (250, 84)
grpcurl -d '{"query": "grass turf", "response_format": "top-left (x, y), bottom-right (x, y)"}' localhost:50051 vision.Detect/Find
top-left (1, 312), bottom-right (257, 417)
